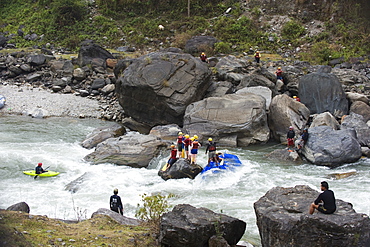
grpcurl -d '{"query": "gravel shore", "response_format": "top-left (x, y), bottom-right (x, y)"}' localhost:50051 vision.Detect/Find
top-left (0, 84), bottom-right (102, 118)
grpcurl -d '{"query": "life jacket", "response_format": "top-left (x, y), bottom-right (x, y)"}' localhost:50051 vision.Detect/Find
top-left (184, 138), bottom-right (191, 146)
top-left (192, 141), bottom-right (199, 149)
top-left (276, 69), bottom-right (282, 76)
top-left (170, 149), bottom-right (177, 159)
top-left (254, 53), bottom-right (260, 58)
top-left (177, 136), bottom-right (183, 143)
top-left (208, 142), bottom-right (216, 151)
top-left (200, 55), bottom-right (207, 61)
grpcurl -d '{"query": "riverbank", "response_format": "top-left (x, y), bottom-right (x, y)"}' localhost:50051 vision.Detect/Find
top-left (0, 83), bottom-right (102, 118)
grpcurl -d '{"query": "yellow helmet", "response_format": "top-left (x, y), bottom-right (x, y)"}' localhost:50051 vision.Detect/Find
top-left (190, 137), bottom-right (195, 141)
top-left (201, 52), bottom-right (205, 55)
top-left (208, 138), bottom-right (212, 141)
top-left (293, 96), bottom-right (297, 98)
top-left (193, 135), bottom-right (198, 139)
top-left (178, 132), bottom-right (183, 135)
top-left (185, 134), bottom-right (190, 138)
top-left (170, 144), bottom-right (175, 148)
top-left (278, 67), bottom-right (281, 69)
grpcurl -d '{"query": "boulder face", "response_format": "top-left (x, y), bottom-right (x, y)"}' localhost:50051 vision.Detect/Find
top-left (80, 123), bottom-right (126, 149)
top-left (301, 126), bottom-right (362, 167)
top-left (310, 112), bottom-right (340, 130)
top-left (158, 158), bottom-right (203, 180)
top-left (183, 93), bottom-right (270, 147)
top-left (115, 52), bottom-right (212, 127)
top-left (77, 40), bottom-right (114, 67)
top-left (84, 132), bottom-right (167, 168)
top-left (254, 185), bottom-right (370, 247)
top-left (268, 94), bottom-right (310, 142)
top-left (91, 208), bottom-right (141, 226)
top-left (159, 204), bottom-right (246, 247)
top-left (298, 72), bottom-right (348, 118)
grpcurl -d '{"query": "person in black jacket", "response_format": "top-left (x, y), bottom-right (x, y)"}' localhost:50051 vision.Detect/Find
top-left (35, 163), bottom-right (47, 174)
top-left (110, 188), bottom-right (123, 215)
top-left (309, 181), bottom-right (336, 214)
top-left (205, 138), bottom-right (217, 165)
top-left (286, 126), bottom-right (295, 150)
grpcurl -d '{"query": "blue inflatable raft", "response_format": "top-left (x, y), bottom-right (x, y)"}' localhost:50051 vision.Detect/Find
top-left (201, 153), bottom-right (242, 174)
top-left (0, 95), bottom-right (5, 109)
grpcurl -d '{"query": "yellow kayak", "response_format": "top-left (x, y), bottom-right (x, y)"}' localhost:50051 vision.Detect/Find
top-left (23, 170), bottom-right (60, 177)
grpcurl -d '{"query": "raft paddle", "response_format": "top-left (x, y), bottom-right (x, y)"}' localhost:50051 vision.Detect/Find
top-left (34, 166), bottom-right (50, 179)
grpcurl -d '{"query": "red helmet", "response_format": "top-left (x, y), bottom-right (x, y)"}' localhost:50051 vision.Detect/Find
top-left (38, 163), bottom-right (42, 166)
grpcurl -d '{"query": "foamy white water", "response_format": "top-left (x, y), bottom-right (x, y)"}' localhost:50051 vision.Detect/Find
top-left (1, 115), bottom-right (369, 246)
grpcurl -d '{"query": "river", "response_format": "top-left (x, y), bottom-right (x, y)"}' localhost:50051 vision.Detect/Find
top-left (1, 115), bottom-right (369, 246)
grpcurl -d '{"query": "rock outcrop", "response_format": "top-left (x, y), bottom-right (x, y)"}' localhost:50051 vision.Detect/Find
top-left (183, 92), bottom-right (270, 146)
top-left (159, 204), bottom-right (246, 247)
top-left (268, 94), bottom-right (310, 143)
top-left (84, 132), bottom-right (167, 167)
top-left (91, 208), bottom-right (140, 226)
top-left (298, 72), bottom-right (348, 118)
top-left (115, 52), bottom-right (212, 128)
top-left (80, 123), bottom-right (126, 149)
top-left (301, 126), bottom-right (362, 166)
top-left (158, 158), bottom-right (203, 180)
top-left (254, 185), bottom-right (370, 247)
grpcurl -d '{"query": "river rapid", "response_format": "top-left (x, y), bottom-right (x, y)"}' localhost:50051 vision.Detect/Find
top-left (1, 115), bottom-right (369, 246)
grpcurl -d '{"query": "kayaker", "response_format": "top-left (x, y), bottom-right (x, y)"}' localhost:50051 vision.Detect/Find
top-left (110, 188), bottom-right (124, 215)
top-left (205, 138), bottom-right (217, 165)
top-left (35, 163), bottom-right (47, 174)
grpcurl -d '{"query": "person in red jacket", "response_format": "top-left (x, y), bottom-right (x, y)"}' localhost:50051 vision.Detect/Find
top-left (183, 134), bottom-right (192, 161)
top-left (167, 145), bottom-right (178, 169)
top-left (200, 52), bottom-right (208, 63)
top-left (275, 67), bottom-right (283, 81)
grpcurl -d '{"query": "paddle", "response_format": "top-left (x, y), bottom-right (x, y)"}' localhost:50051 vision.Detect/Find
top-left (34, 166), bottom-right (50, 179)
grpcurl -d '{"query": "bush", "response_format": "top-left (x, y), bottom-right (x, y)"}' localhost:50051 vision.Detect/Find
top-left (214, 42), bottom-right (231, 54)
top-left (281, 20), bottom-right (306, 40)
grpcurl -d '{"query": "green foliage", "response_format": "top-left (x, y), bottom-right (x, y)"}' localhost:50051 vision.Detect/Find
top-left (51, 0), bottom-right (87, 28)
top-left (214, 42), bottom-right (231, 54)
top-left (135, 193), bottom-right (174, 225)
top-left (281, 20), bottom-right (306, 40)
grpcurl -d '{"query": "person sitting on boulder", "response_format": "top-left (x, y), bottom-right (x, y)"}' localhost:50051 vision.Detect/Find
top-left (286, 126), bottom-right (295, 151)
top-left (297, 128), bottom-right (309, 150)
top-left (293, 96), bottom-right (301, 102)
top-left (35, 163), bottom-right (47, 174)
top-left (309, 181), bottom-right (336, 215)
top-left (167, 144), bottom-right (178, 169)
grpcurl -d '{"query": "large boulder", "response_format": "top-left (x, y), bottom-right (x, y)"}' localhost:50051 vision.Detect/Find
top-left (235, 86), bottom-right (272, 109)
top-left (349, 101), bottom-right (370, 122)
top-left (301, 126), bottom-right (362, 166)
top-left (183, 93), bottom-right (270, 147)
top-left (184, 35), bottom-right (219, 55)
top-left (80, 123), bottom-right (126, 149)
top-left (91, 208), bottom-right (141, 226)
top-left (77, 40), bottom-right (114, 67)
top-left (341, 113), bottom-right (370, 147)
top-left (159, 204), bottom-right (246, 247)
top-left (214, 55), bottom-right (249, 85)
top-left (7, 202), bottom-right (30, 213)
top-left (310, 112), bottom-right (340, 130)
top-left (237, 74), bottom-right (276, 92)
top-left (298, 72), bottom-right (348, 118)
top-left (115, 52), bottom-right (212, 127)
top-left (254, 185), bottom-right (370, 247)
top-left (268, 94), bottom-right (310, 143)
top-left (158, 158), bottom-right (203, 180)
top-left (84, 132), bottom-right (167, 168)
top-left (149, 124), bottom-right (182, 141)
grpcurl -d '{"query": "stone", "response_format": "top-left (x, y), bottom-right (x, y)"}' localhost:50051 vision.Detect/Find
top-left (254, 185), bottom-right (370, 247)
top-left (80, 123), bottom-right (126, 149)
top-left (91, 208), bottom-right (141, 226)
top-left (159, 204), bottom-right (246, 247)
top-left (350, 101), bottom-right (370, 122)
top-left (149, 124), bottom-right (182, 141)
top-left (7, 202), bottom-right (30, 213)
top-left (158, 158), bottom-right (203, 180)
top-left (310, 112), bottom-right (340, 130)
top-left (77, 40), bottom-right (114, 67)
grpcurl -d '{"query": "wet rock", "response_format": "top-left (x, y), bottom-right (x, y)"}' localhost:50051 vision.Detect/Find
top-left (265, 148), bottom-right (301, 162)
top-left (158, 158), bottom-right (202, 180)
top-left (310, 112), bottom-right (340, 130)
top-left (7, 202), bottom-right (30, 213)
top-left (149, 124), bottom-right (181, 141)
top-left (91, 208), bottom-right (141, 226)
top-left (81, 123), bottom-right (126, 149)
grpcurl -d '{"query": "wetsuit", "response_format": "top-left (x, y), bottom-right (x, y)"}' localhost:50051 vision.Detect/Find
top-left (314, 190), bottom-right (336, 214)
top-left (110, 194), bottom-right (123, 215)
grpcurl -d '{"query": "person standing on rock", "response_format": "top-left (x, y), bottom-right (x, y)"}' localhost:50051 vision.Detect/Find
top-left (309, 181), bottom-right (336, 215)
top-left (183, 134), bottom-right (192, 161)
top-left (200, 52), bottom-right (208, 63)
top-left (287, 126), bottom-right (295, 151)
top-left (110, 188), bottom-right (123, 215)
top-left (205, 138), bottom-right (217, 165)
top-left (275, 67), bottom-right (283, 81)
top-left (177, 132), bottom-right (184, 158)
top-left (190, 135), bottom-right (201, 165)
top-left (254, 51), bottom-right (261, 63)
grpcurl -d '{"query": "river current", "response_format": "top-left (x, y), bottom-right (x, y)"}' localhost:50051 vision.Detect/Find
top-left (1, 115), bottom-right (369, 246)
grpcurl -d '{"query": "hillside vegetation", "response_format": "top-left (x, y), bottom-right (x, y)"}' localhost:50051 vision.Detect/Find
top-left (0, 0), bottom-right (369, 64)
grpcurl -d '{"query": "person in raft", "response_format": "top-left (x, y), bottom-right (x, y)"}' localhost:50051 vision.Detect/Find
top-left (35, 163), bottom-right (47, 174)
top-left (183, 134), bottom-right (192, 161)
top-left (309, 181), bottom-right (336, 215)
top-left (110, 188), bottom-right (124, 215)
top-left (205, 137), bottom-right (217, 165)
top-left (190, 135), bottom-right (201, 165)
top-left (286, 126), bottom-right (295, 150)
top-left (167, 144), bottom-right (178, 169)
